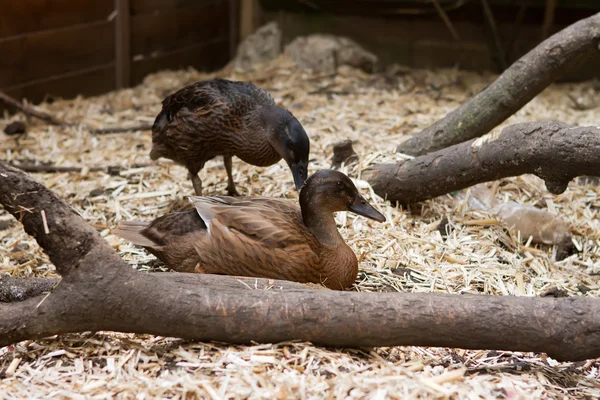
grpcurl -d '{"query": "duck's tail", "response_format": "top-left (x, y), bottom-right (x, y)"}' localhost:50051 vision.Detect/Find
top-left (112, 221), bottom-right (158, 248)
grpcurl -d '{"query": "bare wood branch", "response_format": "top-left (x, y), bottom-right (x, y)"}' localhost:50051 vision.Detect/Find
top-left (0, 91), bottom-right (68, 126)
top-left (397, 12), bottom-right (600, 156)
top-left (0, 273), bottom-right (319, 304)
top-left (2, 160), bottom-right (600, 361)
top-left (0, 162), bottom-right (126, 277)
top-left (1, 274), bottom-right (600, 361)
top-left (89, 123), bottom-right (152, 134)
top-left (8, 162), bottom-right (153, 174)
top-left (366, 121), bottom-right (600, 204)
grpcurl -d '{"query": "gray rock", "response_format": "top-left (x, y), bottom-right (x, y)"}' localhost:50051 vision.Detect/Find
top-left (233, 22), bottom-right (282, 72)
top-left (285, 34), bottom-right (377, 74)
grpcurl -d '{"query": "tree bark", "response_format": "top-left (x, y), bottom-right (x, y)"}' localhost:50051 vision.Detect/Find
top-left (2, 161), bottom-right (600, 361)
top-left (365, 121), bottom-right (600, 204)
top-left (0, 276), bottom-right (58, 302)
top-left (396, 12), bottom-right (600, 156)
top-left (2, 274), bottom-right (600, 362)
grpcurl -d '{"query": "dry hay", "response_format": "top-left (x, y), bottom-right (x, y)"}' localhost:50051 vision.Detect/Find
top-left (1, 54), bottom-right (600, 398)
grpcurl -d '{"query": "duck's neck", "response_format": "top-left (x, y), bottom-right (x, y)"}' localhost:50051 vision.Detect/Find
top-left (302, 205), bottom-right (358, 289)
top-left (302, 208), bottom-right (345, 248)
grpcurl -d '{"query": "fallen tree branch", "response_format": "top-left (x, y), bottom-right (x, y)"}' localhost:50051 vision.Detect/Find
top-left (365, 121), bottom-right (600, 204)
top-left (397, 12), bottom-right (600, 156)
top-left (2, 161), bottom-right (600, 361)
top-left (0, 274), bottom-right (319, 303)
top-left (89, 123), bottom-right (153, 134)
top-left (0, 91), bottom-right (68, 126)
top-left (8, 162), bottom-right (153, 175)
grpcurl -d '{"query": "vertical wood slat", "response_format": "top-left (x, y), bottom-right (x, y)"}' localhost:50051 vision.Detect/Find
top-left (239, 0), bottom-right (259, 41)
top-left (229, 0), bottom-right (239, 59)
top-left (541, 0), bottom-right (557, 39)
top-left (115, 0), bottom-right (131, 89)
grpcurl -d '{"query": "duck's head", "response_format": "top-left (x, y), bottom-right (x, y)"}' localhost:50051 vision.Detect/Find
top-left (300, 170), bottom-right (386, 222)
top-left (263, 109), bottom-right (310, 190)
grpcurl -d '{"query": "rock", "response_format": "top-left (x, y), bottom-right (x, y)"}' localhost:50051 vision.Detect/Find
top-left (285, 34), bottom-right (377, 74)
top-left (3, 121), bottom-right (26, 136)
top-left (233, 22), bottom-right (282, 72)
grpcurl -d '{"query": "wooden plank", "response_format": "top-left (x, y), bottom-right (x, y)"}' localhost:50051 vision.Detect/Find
top-left (3, 64), bottom-right (115, 105)
top-left (131, 2), bottom-right (229, 57)
top-left (229, 0), bottom-right (239, 58)
top-left (240, 0), bottom-right (260, 40)
top-left (0, 0), bottom-right (113, 38)
top-left (131, 0), bottom-right (212, 15)
top-left (541, 0), bottom-right (557, 39)
top-left (115, 0), bottom-right (131, 88)
top-left (131, 39), bottom-right (229, 85)
top-left (0, 21), bottom-right (115, 88)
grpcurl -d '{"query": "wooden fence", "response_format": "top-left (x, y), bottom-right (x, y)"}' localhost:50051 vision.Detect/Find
top-left (1, 0), bottom-right (236, 105)
top-left (2, 0), bottom-right (598, 108)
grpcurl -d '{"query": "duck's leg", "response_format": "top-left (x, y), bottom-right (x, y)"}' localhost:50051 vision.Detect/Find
top-left (188, 171), bottom-right (203, 195)
top-left (223, 155), bottom-right (240, 196)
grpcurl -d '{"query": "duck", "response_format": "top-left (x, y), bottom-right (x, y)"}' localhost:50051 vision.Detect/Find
top-left (150, 78), bottom-right (310, 196)
top-left (113, 170), bottom-right (386, 290)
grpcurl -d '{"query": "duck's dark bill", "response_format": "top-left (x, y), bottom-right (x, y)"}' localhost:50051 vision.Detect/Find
top-left (289, 162), bottom-right (308, 190)
top-left (348, 195), bottom-right (386, 222)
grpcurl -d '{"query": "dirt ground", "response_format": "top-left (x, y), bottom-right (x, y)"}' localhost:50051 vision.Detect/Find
top-left (1, 56), bottom-right (600, 398)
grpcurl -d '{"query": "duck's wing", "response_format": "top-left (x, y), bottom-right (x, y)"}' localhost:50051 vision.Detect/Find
top-left (189, 196), bottom-right (322, 282)
top-left (152, 81), bottom-right (230, 133)
top-left (113, 210), bottom-right (207, 250)
top-left (153, 79), bottom-right (273, 133)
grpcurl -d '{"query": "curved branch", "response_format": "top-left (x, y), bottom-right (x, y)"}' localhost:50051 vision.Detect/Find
top-left (0, 163), bottom-right (127, 278)
top-left (397, 12), bottom-right (600, 156)
top-left (2, 160), bottom-right (600, 361)
top-left (365, 121), bottom-right (600, 204)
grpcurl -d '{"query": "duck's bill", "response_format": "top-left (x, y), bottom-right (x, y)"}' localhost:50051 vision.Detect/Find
top-left (289, 162), bottom-right (308, 190)
top-left (348, 195), bottom-right (386, 222)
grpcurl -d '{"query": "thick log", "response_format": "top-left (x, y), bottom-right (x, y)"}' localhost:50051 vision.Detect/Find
top-left (397, 12), bottom-right (600, 156)
top-left (2, 160), bottom-right (600, 361)
top-left (365, 121), bottom-right (600, 204)
top-left (2, 275), bottom-right (599, 362)
top-left (0, 274), bottom-right (320, 304)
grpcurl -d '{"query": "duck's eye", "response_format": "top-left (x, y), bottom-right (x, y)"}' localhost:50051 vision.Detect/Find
top-left (289, 140), bottom-right (295, 149)
top-left (336, 181), bottom-right (343, 187)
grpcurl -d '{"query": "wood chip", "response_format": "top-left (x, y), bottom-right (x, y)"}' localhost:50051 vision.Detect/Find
top-left (1, 54), bottom-right (599, 399)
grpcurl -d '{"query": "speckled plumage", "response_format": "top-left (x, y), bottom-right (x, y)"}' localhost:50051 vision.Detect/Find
top-left (113, 170), bottom-right (386, 290)
top-left (150, 78), bottom-right (310, 195)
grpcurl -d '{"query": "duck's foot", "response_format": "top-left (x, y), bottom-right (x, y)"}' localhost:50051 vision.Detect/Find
top-left (226, 185), bottom-right (240, 197)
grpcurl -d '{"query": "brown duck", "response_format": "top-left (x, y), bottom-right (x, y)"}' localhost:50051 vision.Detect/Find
top-left (113, 170), bottom-right (386, 290)
top-left (150, 78), bottom-right (310, 196)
